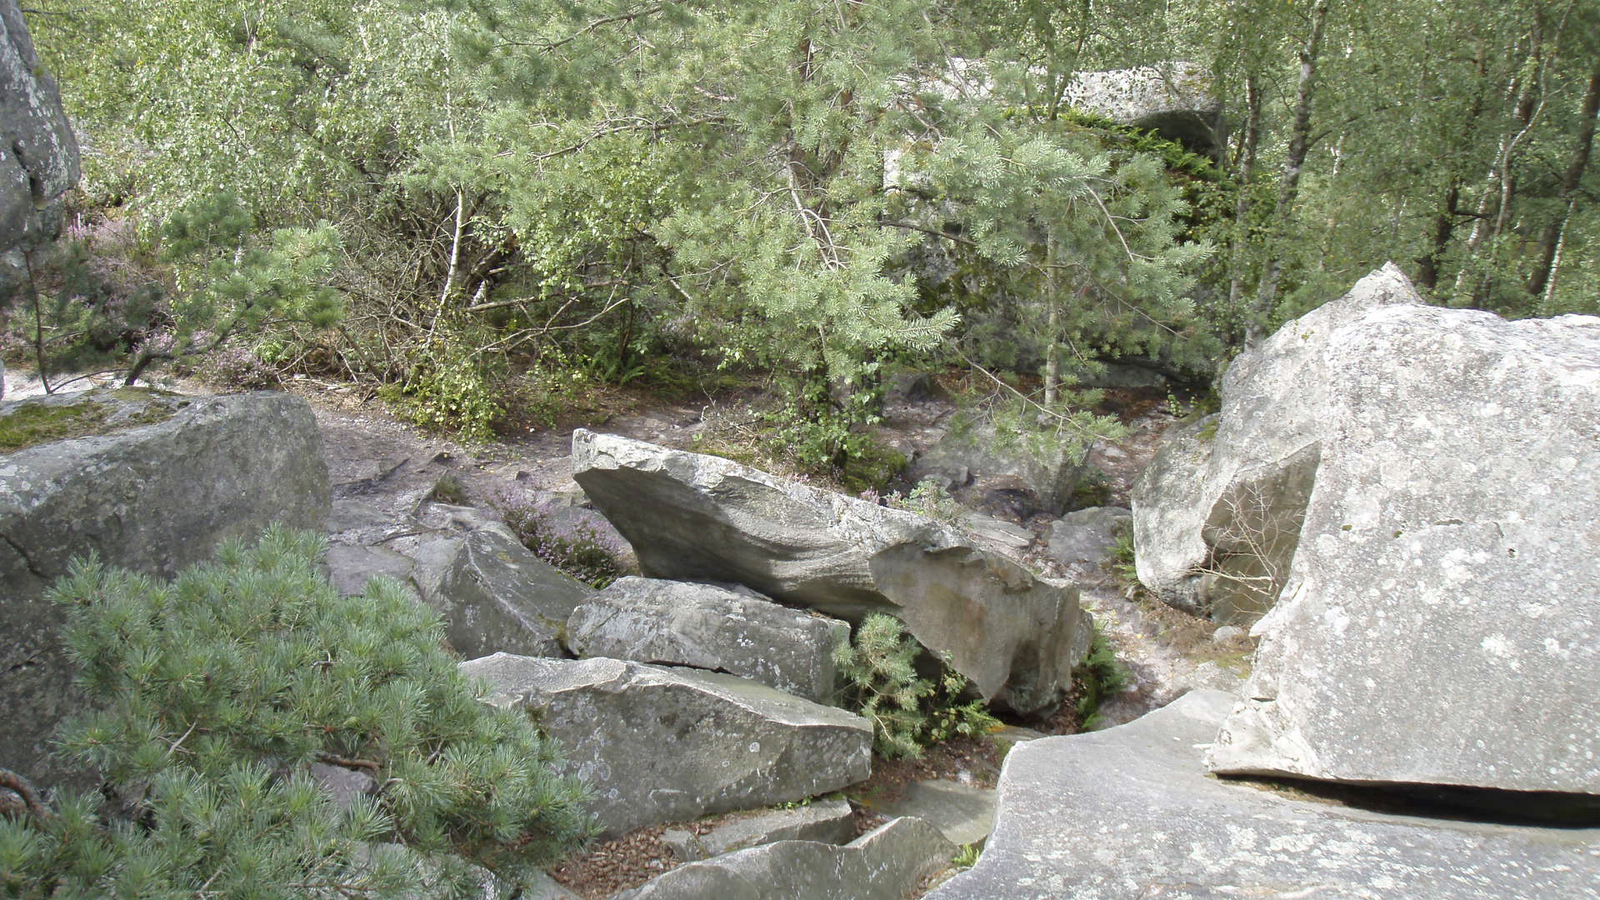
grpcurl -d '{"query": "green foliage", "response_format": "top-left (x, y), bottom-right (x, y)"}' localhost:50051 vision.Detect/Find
top-left (951, 842), bottom-right (982, 870)
top-left (0, 528), bottom-right (594, 898)
top-left (833, 613), bottom-right (1000, 760)
top-left (1073, 626), bottom-right (1131, 732)
top-left (1107, 524), bottom-right (1142, 599)
top-left (880, 478), bottom-right (966, 525)
top-left (381, 344), bottom-right (504, 442)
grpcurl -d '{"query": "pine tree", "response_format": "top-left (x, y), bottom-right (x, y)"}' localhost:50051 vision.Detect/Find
top-left (0, 527), bottom-right (594, 899)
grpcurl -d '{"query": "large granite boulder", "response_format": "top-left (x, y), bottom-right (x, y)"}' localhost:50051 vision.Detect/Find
top-left (1133, 263), bottom-right (1600, 795)
top-left (566, 577), bottom-right (848, 703)
top-left (571, 431), bottom-right (1092, 715)
top-left (0, 388), bottom-right (329, 788)
top-left (461, 653), bottom-right (872, 836)
top-left (930, 691), bottom-right (1600, 900)
top-left (617, 816), bottom-right (955, 900)
top-left (1, 2), bottom-right (79, 263)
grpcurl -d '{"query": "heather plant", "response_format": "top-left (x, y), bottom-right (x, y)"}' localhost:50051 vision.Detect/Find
top-left (492, 489), bottom-right (626, 588)
top-left (0, 527), bottom-right (594, 899)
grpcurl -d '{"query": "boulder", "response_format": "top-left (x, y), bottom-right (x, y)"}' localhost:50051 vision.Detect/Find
top-left (571, 430), bottom-right (1092, 715)
top-left (1063, 62), bottom-right (1225, 157)
top-left (1046, 506), bottom-right (1131, 575)
top-left (662, 797), bottom-right (856, 862)
top-left (1134, 263), bottom-right (1600, 794)
top-left (0, 388), bottom-right (329, 789)
top-left (461, 653), bottom-right (872, 836)
top-left (909, 417), bottom-right (1087, 518)
top-left (617, 816), bottom-right (956, 900)
top-left (929, 691), bottom-right (1600, 900)
top-left (0, 2), bottom-right (79, 259)
top-left (410, 517), bottom-right (592, 660)
top-left (566, 577), bottom-right (848, 703)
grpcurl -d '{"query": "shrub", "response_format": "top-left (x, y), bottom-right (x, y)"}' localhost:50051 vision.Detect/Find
top-left (832, 613), bottom-right (999, 759)
top-left (1072, 626), bottom-right (1131, 732)
top-left (0, 527), bottom-right (595, 899)
top-left (492, 489), bottom-right (627, 589)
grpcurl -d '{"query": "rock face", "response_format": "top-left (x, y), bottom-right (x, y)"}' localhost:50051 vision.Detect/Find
top-left (930, 691), bottom-right (1600, 900)
top-left (566, 577), bottom-right (848, 703)
top-left (617, 816), bottom-right (955, 900)
top-left (462, 653), bottom-right (873, 836)
top-left (410, 518), bottom-right (592, 660)
top-left (0, 389), bottom-right (329, 788)
top-left (571, 430), bottom-right (1092, 715)
top-left (1064, 62), bottom-right (1225, 156)
top-left (1, 2), bottom-right (79, 258)
top-left (1133, 263), bottom-right (1600, 795)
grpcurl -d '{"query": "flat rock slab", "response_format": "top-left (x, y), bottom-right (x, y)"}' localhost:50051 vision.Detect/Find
top-left (571, 430), bottom-right (1091, 715)
top-left (876, 780), bottom-right (995, 848)
top-left (617, 816), bottom-right (956, 900)
top-left (462, 654), bottom-right (872, 836)
top-left (664, 797), bottom-right (856, 862)
top-left (567, 577), bottom-right (849, 703)
top-left (929, 691), bottom-right (1600, 900)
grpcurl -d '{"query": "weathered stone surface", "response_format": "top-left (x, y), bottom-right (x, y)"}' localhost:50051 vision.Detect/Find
top-left (322, 543), bottom-right (418, 598)
top-left (617, 816), bottom-right (956, 900)
top-left (930, 691), bottom-right (1600, 900)
top-left (0, 388), bottom-right (329, 789)
top-left (1136, 264), bottom-right (1600, 794)
top-left (462, 653), bottom-right (872, 836)
top-left (566, 577), bottom-right (848, 703)
top-left (571, 430), bottom-right (1092, 715)
top-left (309, 762), bottom-right (375, 812)
top-left (1063, 62), bottom-right (1225, 156)
top-left (663, 797), bottom-right (856, 862)
top-left (876, 780), bottom-right (995, 848)
top-left (0, 2), bottom-right (79, 257)
top-left (910, 418), bottom-right (1086, 517)
top-left (411, 520), bottom-right (592, 660)
top-left (1046, 506), bottom-right (1131, 574)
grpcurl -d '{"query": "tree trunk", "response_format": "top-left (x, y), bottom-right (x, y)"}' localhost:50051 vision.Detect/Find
top-left (1414, 180), bottom-right (1460, 291)
top-left (1225, 73), bottom-right (1263, 319)
top-left (1248, 0), bottom-right (1330, 344)
top-left (1526, 60), bottom-right (1600, 299)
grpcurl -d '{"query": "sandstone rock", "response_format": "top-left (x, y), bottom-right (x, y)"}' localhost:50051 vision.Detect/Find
top-left (617, 816), bottom-right (956, 900)
top-left (571, 431), bottom-right (1092, 715)
top-left (0, 388), bottom-right (328, 789)
top-left (1046, 506), bottom-right (1131, 574)
top-left (875, 780), bottom-right (995, 847)
top-left (1134, 263), bottom-right (1600, 794)
top-left (0, 2), bottom-right (79, 257)
top-left (910, 417), bottom-right (1086, 517)
top-left (663, 797), bottom-right (856, 862)
top-left (1063, 62), bottom-right (1225, 156)
top-left (462, 653), bottom-right (872, 836)
top-left (929, 691), bottom-right (1600, 900)
top-left (411, 521), bottom-right (592, 660)
top-left (566, 577), bottom-right (848, 703)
